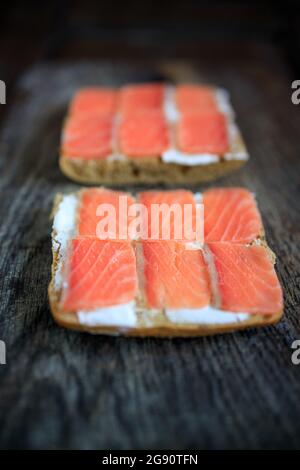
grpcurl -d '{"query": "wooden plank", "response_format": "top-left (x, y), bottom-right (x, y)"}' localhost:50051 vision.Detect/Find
top-left (0, 61), bottom-right (299, 449)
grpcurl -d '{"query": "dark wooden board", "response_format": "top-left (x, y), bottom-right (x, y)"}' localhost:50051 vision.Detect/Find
top-left (0, 60), bottom-right (300, 450)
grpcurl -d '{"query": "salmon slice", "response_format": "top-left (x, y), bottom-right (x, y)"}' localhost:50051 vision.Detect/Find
top-left (62, 114), bottom-right (113, 159)
top-left (177, 111), bottom-right (229, 154)
top-left (69, 88), bottom-right (118, 115)
top-left (62, 239), bottom-right (137, 311)
top-left (203, 188), bottom-right (263, 243)
top-left (118, 110), bottom-right (169, 156)
top-left (138, 190), bottom-right (200, 241)
top-left (142, 241), bottom-right (211, 309)
top-left (176, 85), bottom-right (219, 113)
top-left (120, 83), bottom-right (164, 114)
top-left (207, 242), bottom-right (283, 314)
top-left (77, 188), bottom-right (135, 239)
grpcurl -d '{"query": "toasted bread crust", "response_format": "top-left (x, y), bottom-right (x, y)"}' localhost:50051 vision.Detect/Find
top-left (59, 156), bottom-right (245, 185)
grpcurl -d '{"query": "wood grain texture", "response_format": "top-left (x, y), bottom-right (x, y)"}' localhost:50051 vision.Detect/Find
top-left (0, 60), bottom-right (300, 450)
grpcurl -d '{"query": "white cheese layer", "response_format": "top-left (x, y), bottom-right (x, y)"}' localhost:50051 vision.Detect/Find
top-left (215, 88), bottom-right (235, 118)
top-left (166, 306), bottom-right (249, 325)
top-left (162, 149), bottom-right (220, 165)
top-left (52, 194), bottom-right (78, 290)
top-left (52, 194), bottom-right (78, 238)
top-left (77, 304), bottom-right (249, 328)
top-left (77, 302), bottom-right (137, 327)
top-left (224, 122), bottom-right (249, 161)
top-left (163, 85), bottom-right (180, 122)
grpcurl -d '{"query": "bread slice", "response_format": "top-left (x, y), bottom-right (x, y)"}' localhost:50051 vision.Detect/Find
top-left (48, 191), bottom-right (283, 337)
top-left (59, 85), bottom-right (248, 185)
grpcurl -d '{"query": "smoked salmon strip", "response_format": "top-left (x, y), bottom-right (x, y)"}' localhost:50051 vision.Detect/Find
top-left (77, 188), bottom-right (135, 239)
top-left (138, 190), bottom-right (200, 241)
top-left (61, 113), bottom-right (114, 159)
top-left (176, 85), bottom-right (219, 113)
top-left (69, 88), bottom-right (118, 116)
top-left (203, 188), bottom-right (263, 243)
top-left (207, 242), bottom-right (283, 314)
top-left (177, 111), bottom-right (229, 154)
top-left (142, 241), bottom-right (211, 309)
top-left (118, 110), bottom-right (170, 156)
top-left (120, 83), bottom-right (164, 115)
top-left (62, 239), bottom-right (137, 311)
